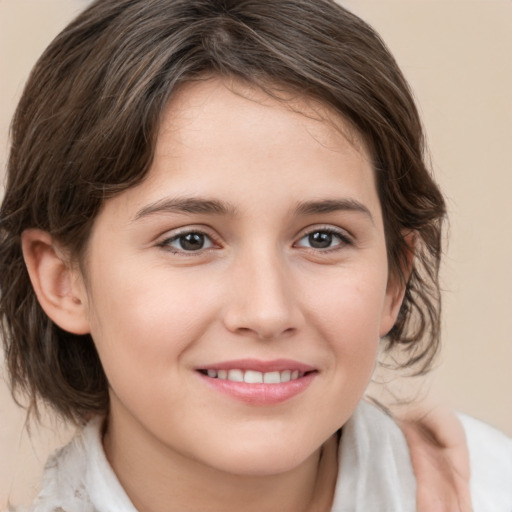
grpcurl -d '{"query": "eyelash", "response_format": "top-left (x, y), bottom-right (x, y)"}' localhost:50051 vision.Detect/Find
top-left (294, 227), bottom-right (352, 252)
top-left (158, 229), bottom-right (219, 255)
top-left (157, 226), bottom-right (352, 255)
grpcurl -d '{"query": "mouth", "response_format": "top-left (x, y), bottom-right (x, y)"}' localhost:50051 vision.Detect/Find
top-left (197, 368), bottom-right (309, 383)
top-left (196, 359), bottom-right (317, 405)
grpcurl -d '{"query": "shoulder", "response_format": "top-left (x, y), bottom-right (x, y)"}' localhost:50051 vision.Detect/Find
top-left (12, 421), bottom-right (99, 512)
top-left (17, 424), bottom-right (95, 512)
top-left (458, 413), bottom-right (512, 511)
top-left (332, 401), bottom-right (512, 512)
top-left (19, 416), bottom-right (137, 512)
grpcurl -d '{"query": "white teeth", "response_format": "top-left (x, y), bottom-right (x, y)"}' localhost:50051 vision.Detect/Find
top-left (244, 370), bottom-right (263, 384)
top-left (204, 368), bottom-right (307, 383)
top-left (263, 371), bottom-right (281, 384)
top-left (227, 369), bottom-right (244, 382)
top-left (280, 370), bottom-right (291, 382)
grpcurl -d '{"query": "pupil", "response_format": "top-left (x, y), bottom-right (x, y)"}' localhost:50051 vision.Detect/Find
top-left (180, 233), bottom-right (204, 251)
top-left (309, 231), bottom-right (332, 249)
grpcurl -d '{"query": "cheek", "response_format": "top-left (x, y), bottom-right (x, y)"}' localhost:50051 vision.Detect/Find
top-left (84, 261), bottom-right (221, 389)
top-left (294, 273), bottom-right (385, 434)
top-left (302, 267), bottom-right (387, 381)
top-left (307, 269), bottom-right (388, 339)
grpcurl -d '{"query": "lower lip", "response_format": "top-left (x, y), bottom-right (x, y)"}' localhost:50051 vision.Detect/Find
top-left (198, 372), bottom-right (316, 405)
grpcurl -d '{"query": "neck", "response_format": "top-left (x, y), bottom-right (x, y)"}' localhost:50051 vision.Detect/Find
top-left (103, 411), bottom-right (338, 512)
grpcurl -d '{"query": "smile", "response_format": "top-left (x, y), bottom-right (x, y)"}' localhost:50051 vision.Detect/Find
top-left (196, 359), bottom-right (317, 405)
top-left (198, 369), bottom-right (305, 383)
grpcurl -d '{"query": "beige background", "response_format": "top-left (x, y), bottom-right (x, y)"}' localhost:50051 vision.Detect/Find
top-left (1, 0), bottom-right (511, 507)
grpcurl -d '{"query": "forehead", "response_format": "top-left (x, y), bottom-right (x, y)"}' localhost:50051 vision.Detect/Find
top-left (158, 78), bottom-right (369, 164)
top-left (91, 78), bottom-right (382, 230)
top-left (142, 78), bottom-right (376, 197)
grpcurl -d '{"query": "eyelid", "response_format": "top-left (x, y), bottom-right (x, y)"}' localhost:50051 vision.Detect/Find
top-left (157, 226), bottom-right (222, 254)
top-left (293, 225), bottom-right (353, 249)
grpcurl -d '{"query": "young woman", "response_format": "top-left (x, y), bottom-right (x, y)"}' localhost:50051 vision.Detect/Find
top-left (1, 1), bottom-right (510, 510)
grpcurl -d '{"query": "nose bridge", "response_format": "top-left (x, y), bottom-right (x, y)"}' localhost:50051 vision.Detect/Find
top-left (224, 241), bottom-right (299, 339)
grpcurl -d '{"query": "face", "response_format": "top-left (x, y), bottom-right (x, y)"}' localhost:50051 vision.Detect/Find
top-left (78, 79), bottom-right (403, 476)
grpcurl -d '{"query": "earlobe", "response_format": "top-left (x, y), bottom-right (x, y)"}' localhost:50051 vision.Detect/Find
top-left (379, 231), bottom-right (416, 338)
top-left (21, 229), bottom-right (90, 335)
top-left (379, 276), bottom-right (407, 338)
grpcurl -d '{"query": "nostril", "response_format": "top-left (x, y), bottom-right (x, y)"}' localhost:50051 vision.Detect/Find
top-left (222, 288), bottom-right (302, 339)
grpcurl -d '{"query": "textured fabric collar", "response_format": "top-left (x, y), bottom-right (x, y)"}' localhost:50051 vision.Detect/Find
top-left (24, 401), bottom-right (416, 511)
top-left (22, 415), bottom-right (137, 512)
top-left (331, 401), bottom-right (416, 511)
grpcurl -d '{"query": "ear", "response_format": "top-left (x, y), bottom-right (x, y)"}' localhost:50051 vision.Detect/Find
top-left (21, 229), bottom-right (90, 335)
top-left (379, 231), bottom-right (416, 338)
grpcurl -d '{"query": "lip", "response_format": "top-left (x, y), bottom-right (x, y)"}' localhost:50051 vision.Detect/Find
top-left (196, 359), bottom-right (317, 405)
top-left (197, 358), bottom-right (316, 373)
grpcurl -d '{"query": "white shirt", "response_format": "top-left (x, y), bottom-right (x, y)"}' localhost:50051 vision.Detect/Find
top-left (20, 401), bottom-right (512, 511)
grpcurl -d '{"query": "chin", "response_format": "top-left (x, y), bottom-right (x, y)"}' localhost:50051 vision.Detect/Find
top-left (198, 436), bottom-right (321, 477)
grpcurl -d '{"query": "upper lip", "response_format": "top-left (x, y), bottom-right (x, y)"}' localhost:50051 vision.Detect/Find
top-left (196, 358), bottom-right (316, 373)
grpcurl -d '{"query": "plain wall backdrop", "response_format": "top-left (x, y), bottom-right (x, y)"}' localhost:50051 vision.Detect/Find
top-left (1, 0), bottom-right (511, 507)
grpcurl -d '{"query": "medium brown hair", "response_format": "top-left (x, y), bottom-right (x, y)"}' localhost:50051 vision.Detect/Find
top-left (0, 0), bottom-right (445, 423)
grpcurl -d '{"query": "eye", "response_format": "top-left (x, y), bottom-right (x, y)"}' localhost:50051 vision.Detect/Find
top-left (295, 229), bottom-right (350, 250)
top-left (160, 231), bottom-right (215, 253)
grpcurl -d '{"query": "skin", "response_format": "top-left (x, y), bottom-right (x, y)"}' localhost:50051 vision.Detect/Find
top-left (400, 405), bottom-right (473, 511)
top-left (21, 78), bottom-right (471, 511)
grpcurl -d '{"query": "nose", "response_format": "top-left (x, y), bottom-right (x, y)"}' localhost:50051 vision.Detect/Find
top-left (222, 246), bottom-right (302, 340)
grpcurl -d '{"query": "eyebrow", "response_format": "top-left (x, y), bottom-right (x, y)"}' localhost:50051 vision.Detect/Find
top-left (133, 197), bottom-right (238, 221)
top-left (133, 196), bottom-right (373, 223)
top-left (295, 199), bottom-right (374, 223)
